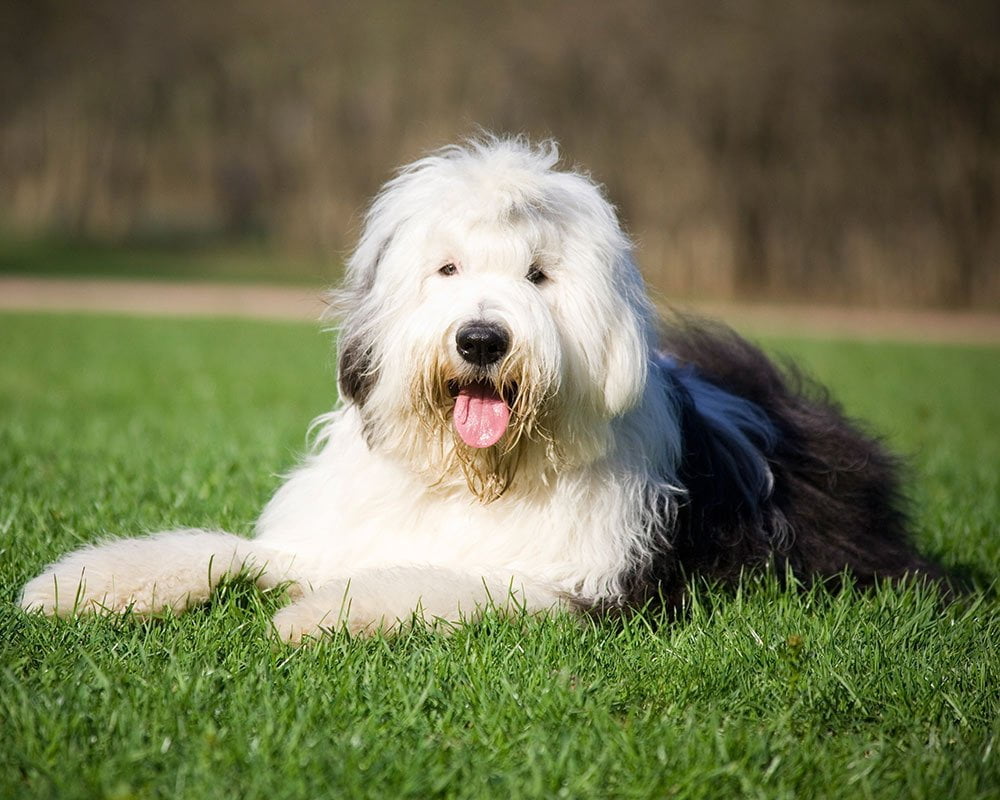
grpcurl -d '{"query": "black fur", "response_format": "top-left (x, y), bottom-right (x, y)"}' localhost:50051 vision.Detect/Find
top-left (336, 231), bottom-right (392, 405)
top-left (337, 334), bottom-right (376, 406)
top-left (624, 316), bottom-right (942, 610)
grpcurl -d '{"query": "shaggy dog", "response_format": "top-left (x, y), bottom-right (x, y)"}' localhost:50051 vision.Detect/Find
top-left (20, 138), bottom-right (940, 642)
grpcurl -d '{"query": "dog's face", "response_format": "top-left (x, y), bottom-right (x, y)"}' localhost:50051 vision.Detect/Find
top-left (335, 140), bottom-right (654, 500)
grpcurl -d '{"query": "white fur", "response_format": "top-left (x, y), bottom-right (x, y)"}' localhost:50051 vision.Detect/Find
top-left (20, 137), bottom-right (685, 643)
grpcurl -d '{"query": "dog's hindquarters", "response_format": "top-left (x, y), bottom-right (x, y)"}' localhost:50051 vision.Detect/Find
top-left (652, 317), bottom-right (942, 598)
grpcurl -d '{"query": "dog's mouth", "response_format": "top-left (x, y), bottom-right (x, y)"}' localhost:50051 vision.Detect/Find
top-left (448, 380), bottom-right (517, 449)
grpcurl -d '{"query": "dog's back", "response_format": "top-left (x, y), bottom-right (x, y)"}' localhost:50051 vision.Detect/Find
top-left (640, 315), bottom-right (942, 608)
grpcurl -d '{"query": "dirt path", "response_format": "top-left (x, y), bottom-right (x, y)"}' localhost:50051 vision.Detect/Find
top-left (0, 276), bottom-right (329, 322)
top-left (2, 275), bottom-right (999, 344)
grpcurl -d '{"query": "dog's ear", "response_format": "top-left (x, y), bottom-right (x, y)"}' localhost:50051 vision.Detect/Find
top-left (601, 311), bottom-right (648, 416)
top-left (343, 229), bottom-right (393, 299)
top-left (337, 329), bottom-right (375, 406)
top-left (333, 224), bottom-right (395, 407)
top-left (600, 264), bottom-right (652, 417)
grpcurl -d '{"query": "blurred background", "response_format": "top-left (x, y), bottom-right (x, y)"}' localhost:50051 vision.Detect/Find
top-left (1, 0), bottom-right (998, 308)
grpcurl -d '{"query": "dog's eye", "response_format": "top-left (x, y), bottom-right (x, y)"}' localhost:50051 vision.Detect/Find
top-left (439, 263), bottom-right (458, 276)
top-left (526, 264), bottom-right (547, 285)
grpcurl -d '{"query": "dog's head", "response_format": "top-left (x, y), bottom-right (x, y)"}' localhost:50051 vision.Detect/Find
top-left (333, 137), bottom-right (654, 501)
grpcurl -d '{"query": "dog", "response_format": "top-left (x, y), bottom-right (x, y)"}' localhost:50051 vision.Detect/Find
top-left (20, 137), bottom-right (940, 642)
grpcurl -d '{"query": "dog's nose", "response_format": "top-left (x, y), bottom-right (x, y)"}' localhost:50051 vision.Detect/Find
top-left (456, 322), bottom-right (510, 367)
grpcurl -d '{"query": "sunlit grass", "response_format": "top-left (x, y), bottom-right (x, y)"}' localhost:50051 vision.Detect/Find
top-left (1, 312), bottom-right (997, 799)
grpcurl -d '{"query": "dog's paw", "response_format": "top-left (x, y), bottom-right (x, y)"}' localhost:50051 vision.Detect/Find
top-left (268, 569), bottom-right (561, 645)
top-left (269, 603), bottom-right (329, 645)
top-left (19, 545), bottom-right (216, 618)
top-left (270, 583), bottom-right (401, 645)
top-left (19, 569), bottom-right (76, 616)
top-left (19, 531), bottom-right (271, 618)
top-left (19, 564), bottom-right (181, 617)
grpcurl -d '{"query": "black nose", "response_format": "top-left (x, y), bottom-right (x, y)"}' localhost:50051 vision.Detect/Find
top-left (456, 322), bottom-right (510, 367)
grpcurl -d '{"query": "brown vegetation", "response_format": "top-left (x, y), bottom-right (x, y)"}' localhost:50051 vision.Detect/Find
top-left (1, 0), bottom-right (997, 307)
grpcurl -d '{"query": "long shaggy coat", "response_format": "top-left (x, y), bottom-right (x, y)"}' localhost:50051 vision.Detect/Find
top-left (20, 138), bottom-right (939, 641)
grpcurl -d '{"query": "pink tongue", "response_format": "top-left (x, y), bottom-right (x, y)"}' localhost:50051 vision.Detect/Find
top-left (453, 383), bottom-right (511, 448)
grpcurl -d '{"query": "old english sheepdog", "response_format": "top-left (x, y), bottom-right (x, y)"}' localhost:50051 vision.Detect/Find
top-left (20, 137), bottom-right (940, 642)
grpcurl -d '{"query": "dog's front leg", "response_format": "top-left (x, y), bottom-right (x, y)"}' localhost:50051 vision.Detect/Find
top-left (19, 529), bottom-right (292, 617)
top-left (271, 566), bottom-right (567, 644)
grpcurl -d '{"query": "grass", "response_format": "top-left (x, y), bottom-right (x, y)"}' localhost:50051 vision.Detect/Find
top-left (0, 235), bottom-right (338, 284)
top-left (1, 312), bottom-right (998, 799)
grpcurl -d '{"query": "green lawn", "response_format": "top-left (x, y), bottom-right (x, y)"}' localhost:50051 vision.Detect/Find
top-left (0, 236), bottom-right (337, 285)
top-left (1, 312), bottom-right (997, 800)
